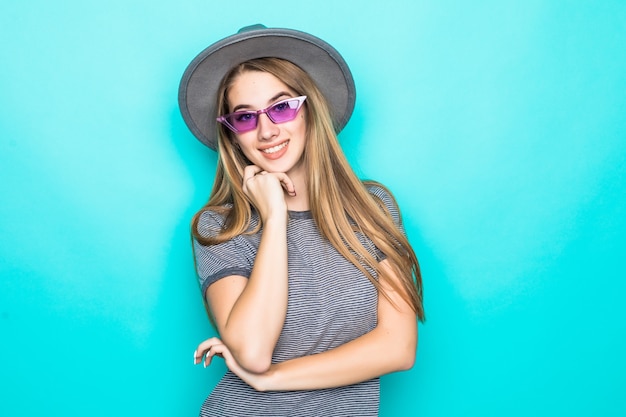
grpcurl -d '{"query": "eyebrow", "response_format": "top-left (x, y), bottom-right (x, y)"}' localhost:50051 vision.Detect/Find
top-left (231, 91), bottom-right (293, 113)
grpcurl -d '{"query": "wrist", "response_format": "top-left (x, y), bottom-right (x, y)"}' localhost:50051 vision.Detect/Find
top-left (262, 212), bottom-right (288, 229)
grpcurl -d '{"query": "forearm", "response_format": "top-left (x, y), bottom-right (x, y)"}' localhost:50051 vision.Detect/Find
top-left (219, 217), bottom-right (289, 371)
top-left (256, 323), bottom-right (417, 391)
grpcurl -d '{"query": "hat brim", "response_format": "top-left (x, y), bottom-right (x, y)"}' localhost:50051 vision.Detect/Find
top-left (178, 26), bottom-right (356, 150)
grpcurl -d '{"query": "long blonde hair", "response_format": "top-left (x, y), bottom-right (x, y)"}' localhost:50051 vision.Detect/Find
top-left (192, 57), bottom-right (424, 321)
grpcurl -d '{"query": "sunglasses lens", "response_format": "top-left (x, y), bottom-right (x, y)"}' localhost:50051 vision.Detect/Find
top-left (229, 112), bottom-right (257, 132)
top-left (268, 99), bottom-right (300, 123)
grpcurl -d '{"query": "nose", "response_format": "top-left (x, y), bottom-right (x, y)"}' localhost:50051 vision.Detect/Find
top-left (257, 112), bottom-right (279, 141)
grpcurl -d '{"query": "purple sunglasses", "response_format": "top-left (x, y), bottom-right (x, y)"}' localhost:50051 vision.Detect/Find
top-left (217, 96), bottom-right (307, 134)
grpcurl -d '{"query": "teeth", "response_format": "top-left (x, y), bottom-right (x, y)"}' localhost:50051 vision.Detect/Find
top-left (262, 141), bottom-right (288, 154)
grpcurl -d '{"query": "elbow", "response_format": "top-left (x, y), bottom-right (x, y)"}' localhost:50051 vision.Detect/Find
top-left (391, 339), bottom-right (417, 372)
top-left (221, 332), bottom-right (273, 374)
top-left (234, 349), bottom-right (273, 374)
top-left (396, 349), bottom-right (416, 371)
top-left (375, 324), bottom-right (417, 372)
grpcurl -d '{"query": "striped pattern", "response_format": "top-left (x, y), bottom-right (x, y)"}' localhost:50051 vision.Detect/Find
top-left (193, 185), bottom-right (401, 417)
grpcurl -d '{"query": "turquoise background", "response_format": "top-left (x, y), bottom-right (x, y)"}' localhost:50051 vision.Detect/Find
top-left (1, 1), bottom-right (625, 416)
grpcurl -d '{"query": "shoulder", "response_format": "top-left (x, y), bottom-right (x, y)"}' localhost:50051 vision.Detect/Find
top-left (363, 181), bottom-right (403, 228)
top-left (364, 181), bottom-right (394, 203)
top-left (195, 204), bottom-right (260, 240)
top-left (195, 205), bottom-right (232, 239)
top-left (364, 181), bottom-right (400, 212)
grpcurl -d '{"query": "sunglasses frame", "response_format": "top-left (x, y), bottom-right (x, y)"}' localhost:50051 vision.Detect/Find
top-left (217, 95), bottom-right (307, 134)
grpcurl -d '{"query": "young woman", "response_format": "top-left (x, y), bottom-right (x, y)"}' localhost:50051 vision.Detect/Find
top-left (179, 25), bottom-right (425, 416)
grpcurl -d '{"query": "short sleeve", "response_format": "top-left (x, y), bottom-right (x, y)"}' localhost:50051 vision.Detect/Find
top-left (193, 210), bottom-right (254, 295)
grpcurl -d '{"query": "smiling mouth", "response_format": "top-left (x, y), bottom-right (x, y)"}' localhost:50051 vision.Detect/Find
top-left (261, 140), bottom-right (289, 154)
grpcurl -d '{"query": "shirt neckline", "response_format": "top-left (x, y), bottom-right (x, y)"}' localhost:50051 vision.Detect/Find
top-left (288, 210), bottom-right (312, 219)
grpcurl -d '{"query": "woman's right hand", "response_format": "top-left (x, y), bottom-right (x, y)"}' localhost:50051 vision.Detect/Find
top-left (242, 165), bottom-right (295, 222)
top-left (194, 337), bottom-right (270, 392)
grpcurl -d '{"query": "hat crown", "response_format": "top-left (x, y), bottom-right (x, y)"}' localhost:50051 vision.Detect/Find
top-left (178, 25), bottom-right (356, 150)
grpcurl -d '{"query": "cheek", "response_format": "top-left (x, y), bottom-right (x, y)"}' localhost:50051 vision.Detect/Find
top-left (299, 119), bottom-right (308, 138)
top-left (234, 134), bottom-right (252, 149)
top-left (235, 136), bottom-right (257, 159)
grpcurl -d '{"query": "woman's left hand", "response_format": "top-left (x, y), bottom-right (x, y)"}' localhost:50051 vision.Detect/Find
top-left (194, 337), bottom-right (271, 392)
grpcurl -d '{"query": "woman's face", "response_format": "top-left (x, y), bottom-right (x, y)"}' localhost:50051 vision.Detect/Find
top-left (226, 70), bottom-right (307, 178)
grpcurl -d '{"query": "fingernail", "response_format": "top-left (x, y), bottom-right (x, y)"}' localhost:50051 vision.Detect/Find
top-left (193, 350), bottom-right (197, 365)
top-left (203, 361), bottom-right (207, 368)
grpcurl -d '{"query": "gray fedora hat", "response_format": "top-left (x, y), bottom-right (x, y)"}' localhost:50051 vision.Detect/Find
top-left (178, 24), bottom-right (356, 150)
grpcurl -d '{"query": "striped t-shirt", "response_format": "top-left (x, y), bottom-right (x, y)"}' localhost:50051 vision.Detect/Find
top-left (193, 184), bottom-right (403, 417)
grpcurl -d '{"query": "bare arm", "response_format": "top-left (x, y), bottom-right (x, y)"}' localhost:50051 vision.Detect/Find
top-left (198, 259), bottom-right (418, 390)
top-left (204, 166), bottom-right (295, 374)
